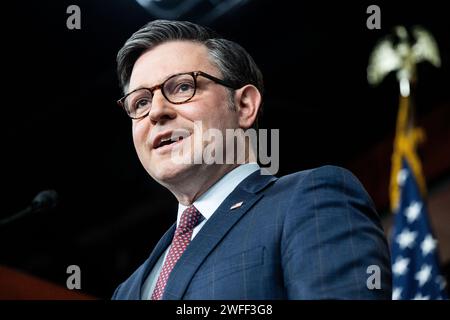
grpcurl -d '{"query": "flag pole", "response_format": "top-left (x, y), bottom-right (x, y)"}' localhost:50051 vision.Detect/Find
top-left (368, 25), bottom-right (447, 300)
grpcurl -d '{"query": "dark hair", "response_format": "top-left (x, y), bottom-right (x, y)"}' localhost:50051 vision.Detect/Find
top-left (116, 20), bottom-right (264, 126)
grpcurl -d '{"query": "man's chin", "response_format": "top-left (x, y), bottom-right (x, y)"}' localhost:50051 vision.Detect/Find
top-left (149, 162), bottom-right (194, 185)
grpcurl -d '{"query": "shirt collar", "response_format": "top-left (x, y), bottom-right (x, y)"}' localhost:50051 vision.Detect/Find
top-left (177, 163), bottom-right (260, 226)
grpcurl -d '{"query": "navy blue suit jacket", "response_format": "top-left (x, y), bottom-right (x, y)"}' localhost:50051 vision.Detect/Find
top-left (112, 166), bottom-right (392, 299)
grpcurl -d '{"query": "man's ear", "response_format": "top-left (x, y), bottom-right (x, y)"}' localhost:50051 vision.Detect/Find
top-left (234, 84), bottom-right (262, 129)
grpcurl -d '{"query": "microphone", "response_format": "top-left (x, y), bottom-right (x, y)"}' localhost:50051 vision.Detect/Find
top-left (0, 190), bottom-right (58, 226)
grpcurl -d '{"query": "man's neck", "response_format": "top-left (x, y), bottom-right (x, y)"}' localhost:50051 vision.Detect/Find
top-left (166, 145), bottom-right (257, 205)
top-left (173, 163), bottom-right (240, 206)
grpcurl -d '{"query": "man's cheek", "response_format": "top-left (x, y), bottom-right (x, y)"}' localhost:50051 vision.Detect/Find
top-left (132, 130), bottom-right (147, 152)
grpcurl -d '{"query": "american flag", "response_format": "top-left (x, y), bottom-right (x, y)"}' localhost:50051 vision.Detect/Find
top-left (390, 158), bottom-right (448, 300)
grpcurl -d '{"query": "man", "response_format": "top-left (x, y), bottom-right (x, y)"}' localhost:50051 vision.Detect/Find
top-left (112, 20), bottom-right (392, 300)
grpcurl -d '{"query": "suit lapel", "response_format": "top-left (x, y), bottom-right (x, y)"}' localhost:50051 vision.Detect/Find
top-left (131, 223), bottom-right (176, 299)
top-left (162, 171), bottom-right (277, 300)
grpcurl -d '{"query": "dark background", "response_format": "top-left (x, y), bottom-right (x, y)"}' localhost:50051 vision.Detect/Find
top-left (1, 0), bottom-right (449, 298)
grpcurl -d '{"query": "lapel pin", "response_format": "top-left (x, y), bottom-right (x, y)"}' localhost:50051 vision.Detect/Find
top-left (230, 201), bottom-right (244, 210)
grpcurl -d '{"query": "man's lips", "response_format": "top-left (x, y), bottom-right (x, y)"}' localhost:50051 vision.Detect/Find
top-left (153, 136), bottom-right (189, 154)
top-left (151, 129), bottom-right (191, 150)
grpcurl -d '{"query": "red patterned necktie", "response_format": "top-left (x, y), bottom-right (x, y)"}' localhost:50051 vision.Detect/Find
top-left (151, 205), bottom-right (203, 300)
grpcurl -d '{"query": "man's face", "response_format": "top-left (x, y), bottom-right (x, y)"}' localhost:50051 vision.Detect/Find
top-left (129, 40), bottom-right (239, 186)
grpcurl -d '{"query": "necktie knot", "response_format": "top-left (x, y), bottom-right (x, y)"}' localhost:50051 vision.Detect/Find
top-left (176, 205), bottom-right (203, 236)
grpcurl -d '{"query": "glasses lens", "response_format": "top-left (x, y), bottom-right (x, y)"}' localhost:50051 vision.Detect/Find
top-left (124, 88), bottom-right (152, 119)
top-left (163, 74), bottom-right (196, 103)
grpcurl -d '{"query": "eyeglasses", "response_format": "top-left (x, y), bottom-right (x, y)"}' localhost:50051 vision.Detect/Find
top-left (117, 71), bottom-right (239, 120)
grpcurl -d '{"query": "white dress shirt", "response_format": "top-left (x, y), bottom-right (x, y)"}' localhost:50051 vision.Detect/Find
top-left (141, 162), bottom-right (260, 299)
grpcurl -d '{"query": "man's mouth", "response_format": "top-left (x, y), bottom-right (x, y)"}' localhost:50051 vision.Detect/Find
top-left (157, 135), bottom-right (185, 148)
top-left (152, 130), bottom-right (191, 150)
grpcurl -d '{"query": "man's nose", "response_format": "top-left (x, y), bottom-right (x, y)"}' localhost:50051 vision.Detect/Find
top-left (148, 90), bottom-right (176, 124)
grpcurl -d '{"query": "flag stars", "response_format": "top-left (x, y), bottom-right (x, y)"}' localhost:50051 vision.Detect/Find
top-left (435, 275), bottom-right (447, 291)
top-left (396, 228), bottom-right (418, 249)
top-left (421, 234), bottom-right (437, 256)
top-left (390, 159), bottom-right (447, 299)
top-left (392, 287), bottom-right (403, 300)
top-left (392, 256), bottom-right (410, 276)
top-left (405, 201), bottom-right (422, 223)
top-left (415, 264), bottom-right (432, 287)
top-left (413, 293), bottom-right (430, 300)
top-left (397, 169), bottom-right (409, 186)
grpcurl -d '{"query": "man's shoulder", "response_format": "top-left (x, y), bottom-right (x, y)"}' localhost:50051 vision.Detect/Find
top-left (274, 165), bottom-right (360, 188)
top-left (263, 165), bottom-right (372, 205)
top-left (263, 165), bottom-right (375, 213)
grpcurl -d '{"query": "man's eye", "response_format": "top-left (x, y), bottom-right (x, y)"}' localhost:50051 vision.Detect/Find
top-left (135, 98), bottom-right (150, 109)
top-left (176, 82), bottom-right (194, 93)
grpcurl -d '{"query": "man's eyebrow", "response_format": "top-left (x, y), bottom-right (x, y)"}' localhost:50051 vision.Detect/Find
top-left (127, 70), bottom-right (196, 94)
top-left (127, 73), bottom-right (170, 94)
top-left (128, 85), bottom-right (149, 93)
top-left (126, 81), bottom-right (156, 95)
